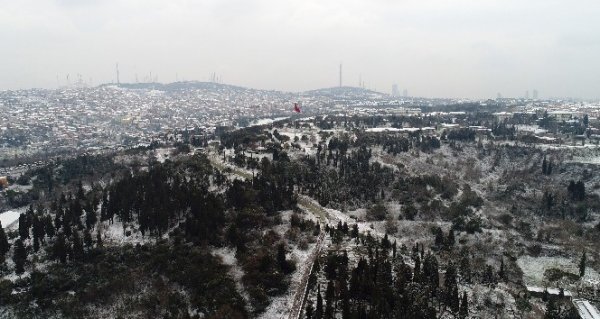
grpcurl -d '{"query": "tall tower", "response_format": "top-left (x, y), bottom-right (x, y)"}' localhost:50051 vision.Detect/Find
top-left (116, 63), bottom-right (120, 84)
top-left (339, 64), bottom-right (342, 87)
top-left (533, 89), bottom-right (538, 99)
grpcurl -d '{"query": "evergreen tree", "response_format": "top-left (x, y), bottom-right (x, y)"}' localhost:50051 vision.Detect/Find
top-left (434, 227), bottom-right (444, 249)
top-left (54, 233), bottom-right (68, 263)
top-left (44, 215), bottom-right (55, 238)
top-left (350, 224), bottom-right (359, 238)
top-left (85, 207), bottom-right (97, 230)
top-left (33, 236), bottom-right (40, 252)
top-left (542, 156), bottom-right (547, 175)
top-left (422, 253), bottom-right (439, 293)
top-left (446, 230), bottom-right (455, 249)
top-left (483, 265), bottom-right (496, 287)
top-left (459, 292), bottom-right (469, 319)
top-left (0, 221), bottom-right (9, 257)
top-left (71, 231), bottom-right (84, 261)
top-left (579, 251), bottom-right (587, 278)
top-left (460, 255), bottom-right (471, 283)
top-left (13, 239), bottom-right (26, 275)
top-left (315, 285), bottom-right (323, 319)
top-left (96, 230), bottom-right (103, 248)
top-left (325, 280), bottom-right (335, 319)
top-left (31, 215), bottom-right (44, 245)
top-left (544, 298), bottom-right (559, 319)
top-left (444, 262), bottom-right (458, 308)
top-left (18, 213), bottom-right (29, 240)
top-left (84, 229), bottom-right (93, 248)
top-left (450, 286), bottom-right (460, 314)
top-left (499, 257), bottom-right (505, 281)
top-left (306, 301), bottom-right (314, 319)
top-left (413, 255), bottom-right (421, 283)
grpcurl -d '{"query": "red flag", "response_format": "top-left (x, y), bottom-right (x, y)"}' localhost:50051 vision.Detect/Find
top-left (293, 103), bottom-right (301, 113)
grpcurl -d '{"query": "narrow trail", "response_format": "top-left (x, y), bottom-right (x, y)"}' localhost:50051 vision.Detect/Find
top-left (287, 196), bottom-right (344, 319)
top-left (208, 152), bottom-right (337, 319)
top-left (286, 229), bottom-right (325, 319)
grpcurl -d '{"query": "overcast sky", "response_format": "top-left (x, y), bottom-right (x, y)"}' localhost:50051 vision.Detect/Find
top-left (1, 0), bottom-right (599, 99)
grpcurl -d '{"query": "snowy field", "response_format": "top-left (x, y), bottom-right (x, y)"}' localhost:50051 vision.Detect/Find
top-left (250, 117), bottom-right (290, 127)
top-left (0, 207), bottom-right (26, 229)
top-left (517, 255), bottom-right (600, 286)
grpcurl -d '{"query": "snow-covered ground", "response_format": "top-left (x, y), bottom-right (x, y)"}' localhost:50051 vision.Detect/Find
top-left (0, 206), bottom-right (26, 229)
top-left (100, 220), bottom-right (157, 246)
top-left (213, 247), bottom-right (253, 314)
top-left (250, 117), bottom-right (290, 127)
top-left (517, 255), bottom-right (600, 286)
top-left (258, 240), bottom-right (320, 319)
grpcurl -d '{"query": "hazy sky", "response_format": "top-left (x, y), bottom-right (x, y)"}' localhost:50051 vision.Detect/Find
top-left (1, 0), bottom-right (599, 99)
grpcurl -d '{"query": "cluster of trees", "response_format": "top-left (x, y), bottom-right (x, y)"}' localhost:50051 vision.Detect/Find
top-left (491, 122), bottom-right (516, 139)
top-left (1, 151), bottom-right (313, 317)
top-left (305, 236), bottom-right (470, 319)
top-left (542, 156), bottom-right (554, 175)
top-left (354, 131), bottom-right (440, 156)
top-left (103, 155), bottom-right (217, 239)
top-left (220, 125), bottom-right (269, 148)
top-left (296, 146), bottom-right (395, 207)
top-left (446, 129), bottom-right (476, 142)
top-left (12, 195), bottom-right (100, 269)
top-left (393, 175), bottom-right (459, 206)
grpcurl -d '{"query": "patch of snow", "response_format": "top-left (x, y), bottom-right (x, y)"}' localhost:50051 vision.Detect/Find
top-left (0, 207), bottom-right (27, 229)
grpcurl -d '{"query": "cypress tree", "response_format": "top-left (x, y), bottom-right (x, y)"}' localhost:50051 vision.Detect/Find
top-left (450, 286), bottom-right (460, 313)
top-left (96, 230), bottom-right (103, 248)
top-left (85, 207), bottom-right (97, 230)
top-left (54, 233), bottom-right (67, 263)
top-left (446, 230), bottom-right (455, 249)
top-left (18, 213), bottom-right (29, 240)
top-left (579, 251), bottom-right (587, 278)
top-left (325, 280), bottom-right (335, 319)
top-left (315, 285), bottom-right (323, 319)
top-left (73, 231), bottom-right (84, 261)
top-left (542, 156), bottom-right (547, 175)
top-left (0, 221), bottom-right (9, 257)
top-left (84, 229), bottom-right (93, 248)
top-left (306, 301), bottom-right (314, 319)
top-left (499, 258), bottom-right (506, 281)
top-left (13, 239), bottom-right (26, 275)
top-left (33, 236), bottom-right (40, 252)
top-left (44, 215), bottom-right (55, 238)
top-left (459, 292), bottom-right (468, 319)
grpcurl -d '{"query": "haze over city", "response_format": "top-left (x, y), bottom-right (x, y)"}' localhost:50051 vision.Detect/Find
top-left (1, 0), bottom-right (600, 99)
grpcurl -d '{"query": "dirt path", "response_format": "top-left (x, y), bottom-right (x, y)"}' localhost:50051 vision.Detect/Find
top-left (208, 152), bottom-right (333, 319)
top-left (287, 196), bottom-right (343, 319)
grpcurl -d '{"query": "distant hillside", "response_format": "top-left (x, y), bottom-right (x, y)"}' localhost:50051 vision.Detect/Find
top-left (302, 86), bottom-right (388, 99)
top-left (110, 81), bottom-right (250, 92)
top-left (102, 82), bottom-right (388, 99)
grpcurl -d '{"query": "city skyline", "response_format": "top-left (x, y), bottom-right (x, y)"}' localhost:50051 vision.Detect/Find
top-left (1, 0), bottom-right (600, 99)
